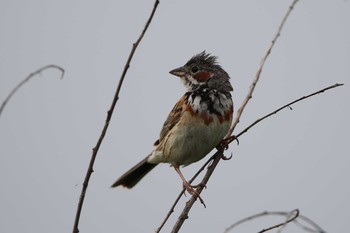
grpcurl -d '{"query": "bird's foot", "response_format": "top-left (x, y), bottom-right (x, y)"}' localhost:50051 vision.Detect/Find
top-left (183, 181), bottom-right (206, 208)
top-left (216, 135), bottom-right (239, 151)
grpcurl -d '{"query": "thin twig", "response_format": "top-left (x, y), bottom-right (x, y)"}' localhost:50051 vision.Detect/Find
top-left (168, 1), bottom-right (300, 232)
top-left (259, 209), bottom-right (299, 233)
top-left (0, 64), bottom-right (64, 117)
top-left (71, 1), bottom-right (160, 233)
top-left (223, 210), bottom-right (299, 233)
top-left (235, 83), bottom-right (344, 139)
top-left (224, 211), bottom-right (270, 233)
top-left (223, 209), bottom-right (326, 233)
top-left (293, 215), bottom-right (327, 233)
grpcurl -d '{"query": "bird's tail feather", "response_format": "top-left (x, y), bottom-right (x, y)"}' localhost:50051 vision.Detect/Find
top-left (111, 156), bottom-right (157, 188)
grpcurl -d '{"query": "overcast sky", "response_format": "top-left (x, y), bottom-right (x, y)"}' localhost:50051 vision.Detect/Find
top-left (0, 1), bottom-right (349, 232)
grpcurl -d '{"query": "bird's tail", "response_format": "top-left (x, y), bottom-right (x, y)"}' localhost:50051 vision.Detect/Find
top-left (111, 156), bottom-right (157, 188)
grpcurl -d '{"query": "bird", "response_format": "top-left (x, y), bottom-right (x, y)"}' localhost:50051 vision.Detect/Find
top-left (111, 51), bottom-right (234, 197)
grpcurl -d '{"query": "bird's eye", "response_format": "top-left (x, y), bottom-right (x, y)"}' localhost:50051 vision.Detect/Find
top-left (191, 66), bottom-right (199, 73)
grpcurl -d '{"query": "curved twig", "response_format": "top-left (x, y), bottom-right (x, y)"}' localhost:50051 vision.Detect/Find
top-left (0, 64), bottom-right (64, 117)
top-left (260, 209), bottom-right (299, 233)
top-left (71, 1), bottom-right (160, 233)
top-left (293, 214), bottom-right (327, 233)
top-left (223, 209), bottom-right (326, 233)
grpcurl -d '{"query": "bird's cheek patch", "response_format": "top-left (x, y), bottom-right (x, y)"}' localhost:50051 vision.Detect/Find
top-left (194, 71), bottom-right (214, 82)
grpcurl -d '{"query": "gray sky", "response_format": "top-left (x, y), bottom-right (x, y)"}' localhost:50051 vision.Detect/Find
top-left (0, 1), bottom-right (349, 232)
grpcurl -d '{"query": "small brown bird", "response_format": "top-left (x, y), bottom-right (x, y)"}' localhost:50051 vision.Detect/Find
top-left (111, 51), bottom-right (233, 196)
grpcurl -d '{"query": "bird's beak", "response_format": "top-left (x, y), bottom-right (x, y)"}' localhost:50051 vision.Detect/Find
top-left (169, 66), bottom-right (186, 77)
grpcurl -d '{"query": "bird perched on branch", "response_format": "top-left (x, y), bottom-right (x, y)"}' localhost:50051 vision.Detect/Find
top-left (111, 51), bottom-right (234, 197)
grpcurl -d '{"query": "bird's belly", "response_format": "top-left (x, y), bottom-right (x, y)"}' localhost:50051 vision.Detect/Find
top-left (151, 111), bottom-right (231, 166)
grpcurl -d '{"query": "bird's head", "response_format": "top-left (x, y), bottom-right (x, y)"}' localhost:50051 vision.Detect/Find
top-left (169, 51), bottom-right (233, 94)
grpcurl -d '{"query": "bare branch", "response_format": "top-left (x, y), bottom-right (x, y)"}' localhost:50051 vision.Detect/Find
top-left (168, 1), bottom-right (301, 232)
top-left (223, 209), bottom-right (326, 233)
top-left (228, 0), bottom-right (300, 135)
top-left (71, 1), bottom-right (160, 233)
top-left (0, 64), bottom-right (64, 117)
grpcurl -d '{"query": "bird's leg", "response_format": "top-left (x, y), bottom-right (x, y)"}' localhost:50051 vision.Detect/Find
top-left (174, 165), bottom-right (206, 207)
top-left (174, 165), bottom-right (197, 195)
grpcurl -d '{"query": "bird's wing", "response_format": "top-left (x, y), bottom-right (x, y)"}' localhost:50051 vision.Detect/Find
top-left (155, 95), bottom-right (186, 145)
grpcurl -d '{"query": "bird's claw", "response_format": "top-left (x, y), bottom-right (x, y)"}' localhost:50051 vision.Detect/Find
top-left (216, 135), bottom-right (239, 151)
top-left (183, 181), bottom-right (206, 208)
top-left (221, 153), bottom-right (233, 160)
